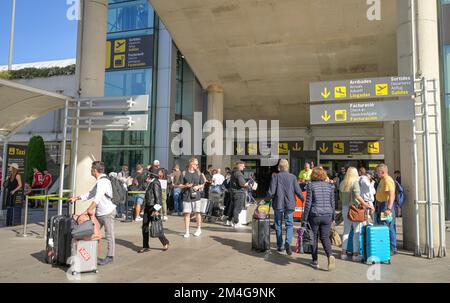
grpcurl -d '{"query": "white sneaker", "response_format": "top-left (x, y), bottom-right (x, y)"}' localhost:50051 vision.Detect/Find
top-left (135, 216), bottom-right (143, 222)
top-left (183, 232), bottom-right (190, 238)
top-left (341, 254), bottom-right (349, 261)
top-left (194, 229), bottom-right (202, 237)
top-left (121, 214), bottom-right (126, 220)
top-left (224, 220), bottom-right (232, 226)
top-left (163, 216), bottom-right (168, 221)
top-left (234, 223), bottom-right (243, 229)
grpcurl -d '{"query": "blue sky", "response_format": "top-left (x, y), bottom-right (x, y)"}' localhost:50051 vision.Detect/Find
top-left (0, 0), bottom-right (78, 65)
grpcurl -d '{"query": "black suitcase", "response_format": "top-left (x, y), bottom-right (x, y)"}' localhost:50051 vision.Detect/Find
top-left (6, 206), bottom-right (22, 226)
top-left (252, 218), bottom-right (270, 252)
top-left (45, 215), bottom-right (73, 266)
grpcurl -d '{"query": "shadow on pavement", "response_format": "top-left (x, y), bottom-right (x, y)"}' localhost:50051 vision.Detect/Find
top-left (210, 235), bottom-right (344, 271)
top-left (30, 251), bottom-right (68, 273)
top-left (115, 238), bottom-right (168, 252)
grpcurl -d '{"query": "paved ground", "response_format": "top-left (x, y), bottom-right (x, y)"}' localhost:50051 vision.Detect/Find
top-left (0, 210), bottom-right (449, 283)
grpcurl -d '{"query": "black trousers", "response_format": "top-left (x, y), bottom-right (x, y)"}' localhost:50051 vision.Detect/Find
top-left (142, 210), bottom-right (169, 249)
top-left (227, 191), bottom-right (245, 224)
top-left (309, 215), bottom-right (333, 262)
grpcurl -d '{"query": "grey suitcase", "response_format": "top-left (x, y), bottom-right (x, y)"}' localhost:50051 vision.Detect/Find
top-left (69, 240), bottom-right (98, 275)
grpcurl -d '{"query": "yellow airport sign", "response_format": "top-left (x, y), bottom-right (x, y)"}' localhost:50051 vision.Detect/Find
top-left (114, 39), bottom-right (127, 53)
top-left (333, 142), bottom-right (345, 154)
top-left (335, 110), bottom-right (347, 122)
top-left (334, 86), bottom-right (347, 98)
top-left (375, 84), bottom-right (389, 96)
top-left (278, 143), bottom-right (289, 155)
top-left (368, 142), bottom-right (380, 154)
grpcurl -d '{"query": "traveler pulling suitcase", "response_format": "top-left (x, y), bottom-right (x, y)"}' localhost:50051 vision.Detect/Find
top-left (365, 225), bottom-right (391, 264)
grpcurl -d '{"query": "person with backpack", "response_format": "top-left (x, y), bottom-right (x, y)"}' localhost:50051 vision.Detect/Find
top-left (131, 164), bottom-right (147, 222)
top-left (70, 161), bottom-right (117, 266)
top-left (225, 161), bottom-right (248, 228)
top-left (375, 164), bottom-right (398, 255)
top-left (179, 158), bottom-right (205, 238)
top-left (108, 172), bottom-right (128, 220)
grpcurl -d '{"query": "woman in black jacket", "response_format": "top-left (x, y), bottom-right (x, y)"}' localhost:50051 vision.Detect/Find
top-left (302, 167), bottom-right (336, 271)
top-left (138, 171), bottom-right (169, 253)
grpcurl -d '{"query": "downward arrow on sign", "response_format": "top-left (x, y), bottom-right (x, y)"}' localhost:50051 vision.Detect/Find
top-left (319, 143), bottom-right (329, 153)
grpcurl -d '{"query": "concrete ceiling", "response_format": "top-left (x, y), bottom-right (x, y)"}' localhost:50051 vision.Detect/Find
top-left (150, 0), bottom-right (398, 127)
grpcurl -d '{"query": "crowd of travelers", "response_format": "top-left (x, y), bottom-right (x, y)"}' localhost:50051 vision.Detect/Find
top-left (68, 158), bottom-right (402, 270)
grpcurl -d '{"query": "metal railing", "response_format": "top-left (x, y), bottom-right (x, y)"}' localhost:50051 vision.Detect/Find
top-left (19, 189), bottom-right (72, 241)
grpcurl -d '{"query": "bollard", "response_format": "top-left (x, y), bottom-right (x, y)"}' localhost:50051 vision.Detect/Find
top-left (43, 196), bottom-right (49, 242)
top-left (19, 195), bottom-right (29, 238)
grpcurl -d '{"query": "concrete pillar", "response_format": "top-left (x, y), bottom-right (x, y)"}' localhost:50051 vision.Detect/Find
top-left (155, 21), bottom-right (176, 170)
top-left (397, 0), bottom-right (444, 255)
top-left (383, 122), bottom-right (396, 169)
top-left (206, 84), bottom-right (224, 170)
top-left (72, 0), bottom-right (108, 212)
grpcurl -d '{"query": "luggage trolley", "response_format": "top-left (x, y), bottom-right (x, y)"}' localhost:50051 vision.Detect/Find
top-left (202, 188), bottom-right (225, 223)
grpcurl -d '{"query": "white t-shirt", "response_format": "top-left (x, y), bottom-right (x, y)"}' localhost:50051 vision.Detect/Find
top-left (212, 174), bottom-right (225, 186)
top-left (80, 174), bottom-right (116, 217)
top-left (359, 175), bottom-right (375, 204)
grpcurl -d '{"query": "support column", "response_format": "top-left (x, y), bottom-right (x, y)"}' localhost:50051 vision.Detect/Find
top-left (155, 21), bottom-right (179, 171)
top-left (397, 0), bottom-right (444, 255)
top-left (72, 0), bottom-right (108, 212)
top-left (383, 122), bottom-right (396, 170)
top-left (207, 84), bottom-right (225, 170)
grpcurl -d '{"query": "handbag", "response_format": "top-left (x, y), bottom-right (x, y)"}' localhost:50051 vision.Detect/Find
top-left (347, 204), bottom-right (366, 222)
top-left (150, 215), bottom-right (164, 238)
top-left (71, 215), bottom-right (95, 240)
top-left (330, 227), bottom-right (342, 247)
top-left (346, 187), bottom-right (366, 222)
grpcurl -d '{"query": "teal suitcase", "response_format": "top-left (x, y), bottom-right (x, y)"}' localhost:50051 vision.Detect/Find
top-left (365, 225), bottom-right (391, 264)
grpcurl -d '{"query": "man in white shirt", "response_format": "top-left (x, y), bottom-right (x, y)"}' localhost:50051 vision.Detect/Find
top-left (70, 161), bottom-right (117, 266)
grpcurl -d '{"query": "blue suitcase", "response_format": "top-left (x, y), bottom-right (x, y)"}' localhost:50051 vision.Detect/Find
top-left (347, 226), bottom-right (365, 256)
top-left (365, 225), bottom-right (391, 264)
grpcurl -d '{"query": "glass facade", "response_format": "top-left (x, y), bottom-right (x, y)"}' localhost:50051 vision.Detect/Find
top-left (440, 0), bottom-right (450, 219)
top-left (103, 0), bottom-right (155, 173)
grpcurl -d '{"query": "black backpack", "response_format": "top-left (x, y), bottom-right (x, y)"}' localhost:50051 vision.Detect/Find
top-left (101, 176), bottom-right (127, 205)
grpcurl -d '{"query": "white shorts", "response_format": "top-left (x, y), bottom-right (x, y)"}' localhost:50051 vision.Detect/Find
top-left (183, 200), bottom-right (201, 214)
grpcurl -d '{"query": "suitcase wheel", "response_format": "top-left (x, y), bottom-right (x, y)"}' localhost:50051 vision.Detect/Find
top-left (71, 271), bottom-right (79, 276)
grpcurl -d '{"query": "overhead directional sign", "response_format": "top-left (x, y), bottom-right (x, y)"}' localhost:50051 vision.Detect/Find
top-left (310, 76), bottom-right (414, 102)
top-left (106, 35), bottom-right (154, 71)
top-left (316, 140), bottom-right (384, 156)
top-left (310, 100), bottom-right (414, 125)
top-left (233, 141), bottom-right (303, 156)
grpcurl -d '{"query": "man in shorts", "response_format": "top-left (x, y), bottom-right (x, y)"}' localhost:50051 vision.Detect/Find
top-left (179, 158), bottom-right (205, 238)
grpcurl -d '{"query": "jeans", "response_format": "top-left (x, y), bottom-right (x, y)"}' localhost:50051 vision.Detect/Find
top-left (172, 188), bottom-right (183, 213)
top-left (116, 203), bottom-right (126, 217)
top-left (274, 209), bottom-right (294, 249)
top-left (309, 215), bottom-right (333, 262)
top-left (342, 206), bottom-right (364, 254)
top-left (97, 209), bottom-right (117, 258)
top-left (375, 202), bottom-right (397, 252)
